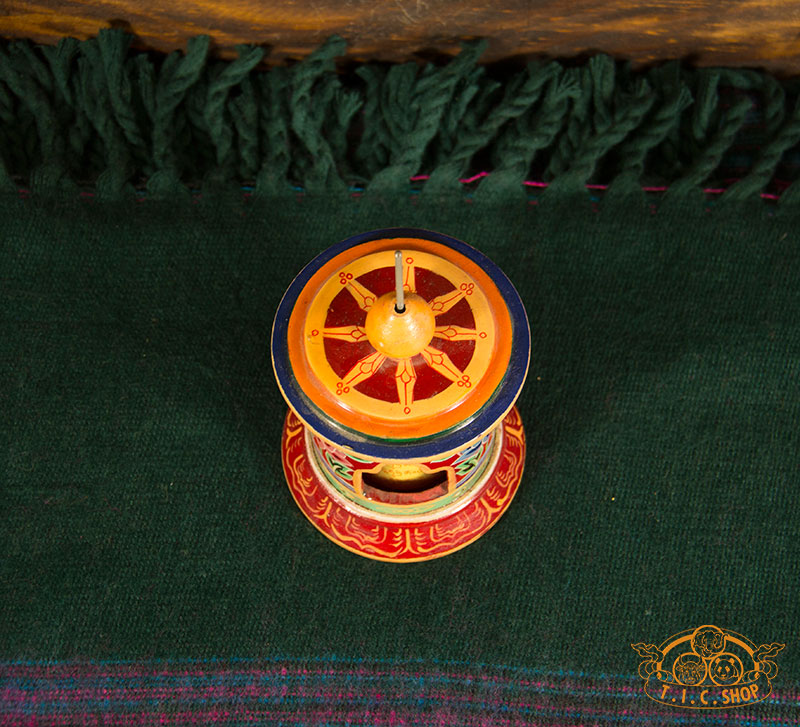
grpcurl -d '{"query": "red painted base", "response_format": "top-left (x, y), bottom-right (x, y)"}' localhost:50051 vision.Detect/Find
top-left (281, 408), bottom-right (526, 562)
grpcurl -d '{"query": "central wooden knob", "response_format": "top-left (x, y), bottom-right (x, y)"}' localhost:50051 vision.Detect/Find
top-left (365, 292), bottom-right (435, 358)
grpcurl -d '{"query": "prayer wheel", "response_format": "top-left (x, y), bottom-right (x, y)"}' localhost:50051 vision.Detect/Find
top-left (271, 228), bottom-right (530, 561)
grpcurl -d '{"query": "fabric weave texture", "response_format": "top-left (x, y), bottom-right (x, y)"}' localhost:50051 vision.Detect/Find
top-left (1, 35), bottom-right (799, 726)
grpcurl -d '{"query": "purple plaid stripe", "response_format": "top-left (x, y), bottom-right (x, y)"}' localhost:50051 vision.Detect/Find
top-left (1, 657), bottom-right (798, 726)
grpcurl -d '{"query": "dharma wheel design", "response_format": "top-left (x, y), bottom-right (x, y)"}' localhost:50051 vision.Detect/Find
top-left (272, 228), bottom-right (530, 561)
top-left (304, 248), bottom-right (498, 423)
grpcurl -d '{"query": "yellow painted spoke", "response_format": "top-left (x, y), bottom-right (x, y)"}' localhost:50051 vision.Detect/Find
top-left (433, 325), bottom-right (477, 342)
top-left (403, 259), bottom-right (416, 294)
top-left (346, 278), bottom-right (378, 311)
top-left (322, 325), bottom-right (368, 342)
top-left (394, 359), bottom-right (417, 412)
top-left (428, 289), bottom-right (464, 314)
top-left (421, 345), bottom-right (463, 382)
top-left (341, 350), bottom-right (386, 387)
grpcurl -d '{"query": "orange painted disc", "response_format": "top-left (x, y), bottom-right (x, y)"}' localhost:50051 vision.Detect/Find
top-left (272, 229), bottom-right (530, 460)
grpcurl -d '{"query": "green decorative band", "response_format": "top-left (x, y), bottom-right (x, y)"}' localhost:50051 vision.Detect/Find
top-left (307, 427), bottom-right (499, 518)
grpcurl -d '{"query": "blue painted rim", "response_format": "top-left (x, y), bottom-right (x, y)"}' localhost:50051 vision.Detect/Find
top-left (271, 228), bottom-right (530, 460)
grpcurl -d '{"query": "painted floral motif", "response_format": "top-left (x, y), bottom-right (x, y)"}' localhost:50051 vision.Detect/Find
top-left (283, 409), bottom-right (525, 562)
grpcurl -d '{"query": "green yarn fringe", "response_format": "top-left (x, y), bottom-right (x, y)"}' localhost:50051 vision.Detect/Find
top-left (1, 30), bottom-right (800, 202)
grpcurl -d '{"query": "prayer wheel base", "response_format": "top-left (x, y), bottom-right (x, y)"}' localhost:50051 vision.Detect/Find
top-left (281, 407), bottom-right (526, 562)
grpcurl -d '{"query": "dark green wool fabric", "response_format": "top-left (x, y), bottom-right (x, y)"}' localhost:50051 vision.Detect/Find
top-left (4, 193), bottom-right (799, 663)
top-left (1, 34), bottom-right (799, 725)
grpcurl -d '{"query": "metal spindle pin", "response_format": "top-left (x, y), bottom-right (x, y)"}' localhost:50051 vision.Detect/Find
top-left (394, 250), bottom-right (405, 313)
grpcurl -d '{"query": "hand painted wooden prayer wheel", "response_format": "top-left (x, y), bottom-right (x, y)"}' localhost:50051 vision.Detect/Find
top-left (271, 228), bottom-right (530, 562)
